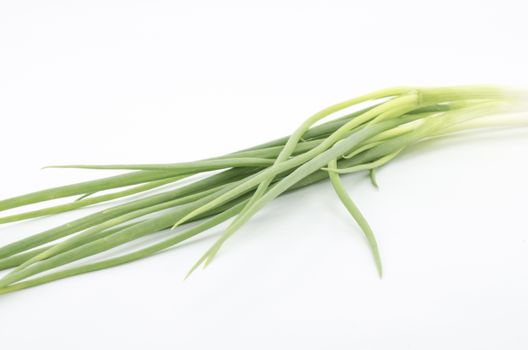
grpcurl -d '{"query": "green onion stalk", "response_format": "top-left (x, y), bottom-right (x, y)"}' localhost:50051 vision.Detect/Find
top-left (0, 85), bottom-right (525, 295)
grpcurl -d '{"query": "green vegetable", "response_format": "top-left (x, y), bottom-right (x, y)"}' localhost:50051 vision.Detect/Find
top-left (0, 85), bottom-right (523, 295)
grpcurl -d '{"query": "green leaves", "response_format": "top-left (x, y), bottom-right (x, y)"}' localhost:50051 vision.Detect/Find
top-left (0, 85), bottom-right (522, 295)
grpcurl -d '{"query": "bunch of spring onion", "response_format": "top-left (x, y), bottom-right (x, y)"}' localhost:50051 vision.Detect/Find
top-left (0, 85), bottom-right (524, 295)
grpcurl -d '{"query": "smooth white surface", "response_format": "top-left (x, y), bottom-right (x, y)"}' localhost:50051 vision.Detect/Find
top-left (1, 1), bottom-right (527, 349)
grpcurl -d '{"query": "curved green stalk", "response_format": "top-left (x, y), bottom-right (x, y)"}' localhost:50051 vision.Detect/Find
top-left (0, 176), bottom-right (184, 224)
top-left (369, 169), bottom-right (379, 189)
top-left (47, 157), bottom-right (275, 171)
top-left (0, 170), bottom-right (189, 213)
top-left (327, 159), bottom-right (382, 277)
top-left (0, 221), bottom-right (141, 272)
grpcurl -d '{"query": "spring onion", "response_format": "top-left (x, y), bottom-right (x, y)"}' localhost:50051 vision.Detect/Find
top-left (0, 85), bottom-right (525, 295)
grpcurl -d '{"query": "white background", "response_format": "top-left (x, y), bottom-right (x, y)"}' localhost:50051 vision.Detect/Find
top-left (1, 1), bottom-right (527, 349)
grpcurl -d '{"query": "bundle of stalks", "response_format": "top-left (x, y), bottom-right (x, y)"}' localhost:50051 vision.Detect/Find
top-left (0, 85), bottom-right (524, 295)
